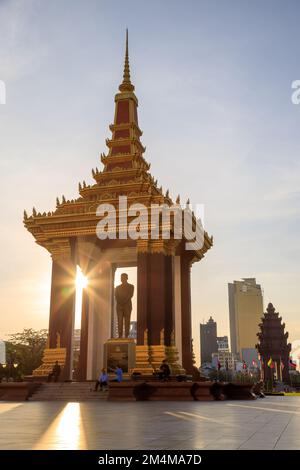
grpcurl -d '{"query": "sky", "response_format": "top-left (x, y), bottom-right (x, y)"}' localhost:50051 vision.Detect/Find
top-left (0, 0), bottom-right (300, 364)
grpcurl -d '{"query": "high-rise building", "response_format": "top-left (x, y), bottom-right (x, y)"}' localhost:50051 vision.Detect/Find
top-left (0, 340), bottom-right (5, 364)
top-left (200, 316), bottom-right (218, 365)
top-left (228, 278), bottom-right (263, 359)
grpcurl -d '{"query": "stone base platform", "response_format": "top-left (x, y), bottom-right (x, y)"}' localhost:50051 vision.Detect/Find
top-left (0, 381), bottom-right (256, 402)
top-left (0, 382), bottom-right (41, 401)
top-left (108, 381), bottom-right (256, 401)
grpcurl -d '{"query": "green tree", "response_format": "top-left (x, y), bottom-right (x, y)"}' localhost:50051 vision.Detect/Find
top-left (5, 329), bottom-right (48, 378)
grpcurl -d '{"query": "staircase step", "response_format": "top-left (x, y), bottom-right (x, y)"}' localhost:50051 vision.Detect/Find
top-left (29, 382), bottom-right (109, 401)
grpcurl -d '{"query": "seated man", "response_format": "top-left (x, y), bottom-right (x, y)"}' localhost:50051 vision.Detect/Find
top-left (158, 359), bottom-right (171, 381)
top-left (48, 361), bottom-right (61, 382)
top-left (94, 368), bottom-right (109, 392)
top-left (253, 380), bottom-right (265, 398)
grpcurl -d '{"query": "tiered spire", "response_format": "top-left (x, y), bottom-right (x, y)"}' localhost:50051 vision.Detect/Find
top-left (256, 303), bottom-right (291, 384)
top-left (23, 31), bottom-right (213, 264)
top-left (119, 29), bottom-right (134, 93)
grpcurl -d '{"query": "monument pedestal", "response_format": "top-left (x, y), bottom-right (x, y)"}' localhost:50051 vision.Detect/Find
top-left (104, 338), bottom-right (136, 374)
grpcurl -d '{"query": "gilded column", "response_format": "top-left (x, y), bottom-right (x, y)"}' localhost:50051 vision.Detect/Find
top-left (180, 253), bottom-right (193, 373)
top-left (137, 252), bottom-right (150, 345)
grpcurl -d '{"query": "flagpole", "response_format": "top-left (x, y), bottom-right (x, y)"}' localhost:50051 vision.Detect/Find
top-left (271, 367), bottom-right (273, 392)
top-left (267, 357), bottom-right (274, 391)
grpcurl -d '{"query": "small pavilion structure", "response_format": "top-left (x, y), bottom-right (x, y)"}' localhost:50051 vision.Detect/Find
top-left (24, 32), bottom-right (213, 380)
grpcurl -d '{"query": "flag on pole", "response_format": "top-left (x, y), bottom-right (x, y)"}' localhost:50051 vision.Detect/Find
top-left (267, 357), bottom-right (274, 368)
top-left (280, 360), bottom-right (285, 370)
top-left (289, 357), bottom-right (297, 368)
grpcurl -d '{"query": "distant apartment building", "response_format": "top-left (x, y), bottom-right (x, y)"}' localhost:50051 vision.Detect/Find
top-left (217, 336), bottom-right (229, 351)
top-left (0, 340), bottom-right (5, 364)
top-left (212, 351), bottom-right (237, 370)
top-left (228, 278), bottom-right (263, 360)
top-left (129, 321), bottom-right (137, 339)
top-left (200, 316), bottom-right (218, 365)
top-left (73, 329), bottom-right (81, 353)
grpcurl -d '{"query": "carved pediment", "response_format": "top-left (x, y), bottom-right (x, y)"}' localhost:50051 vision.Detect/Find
top-left (100, 193), bottom-right (114, 200)
top-left (106, 179), bottom-right (119, 186)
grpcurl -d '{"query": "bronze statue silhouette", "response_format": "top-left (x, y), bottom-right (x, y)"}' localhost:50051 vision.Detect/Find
top-left (115, 273), bottom-right (134, 338)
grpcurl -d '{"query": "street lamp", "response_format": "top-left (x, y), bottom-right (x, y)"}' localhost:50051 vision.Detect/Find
top-left (1, 363), bottom-right (7, 381)
top-left (2, 362), bottom-right (18, 381)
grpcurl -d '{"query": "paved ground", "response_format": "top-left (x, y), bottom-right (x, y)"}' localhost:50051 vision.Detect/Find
top-left (0, 396), bottom-right (300, 450)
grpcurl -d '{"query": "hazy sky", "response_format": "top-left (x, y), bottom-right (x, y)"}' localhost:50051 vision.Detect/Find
top-left (1, 0), bottom-right (300, 363)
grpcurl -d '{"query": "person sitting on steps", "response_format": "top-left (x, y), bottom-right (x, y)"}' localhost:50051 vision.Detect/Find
top-left (158, 359), bottom-right (171, 381)
top-left (94, 368), bottom-right (109, 392)
top-left (48, 361), bottom-right (61, 382)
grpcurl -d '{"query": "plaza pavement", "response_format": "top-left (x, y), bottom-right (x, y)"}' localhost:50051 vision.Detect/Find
top-left (0, 396), bottom-right (299, 450)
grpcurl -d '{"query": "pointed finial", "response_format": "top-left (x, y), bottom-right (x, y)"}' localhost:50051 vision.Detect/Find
top-left (267, 303), bottom-right (275, 315)
top-left (56, 197), bottom-right (60, 206)
top-left (119, 29), bottom-right (135, 93)
top-left (32, 207), bottom-right (37, 217)
top-left (23, 210), bottom-right (28, 220)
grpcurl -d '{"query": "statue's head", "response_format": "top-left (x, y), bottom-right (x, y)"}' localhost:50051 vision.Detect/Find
top-left (121, 273), bottom-right (128, 284)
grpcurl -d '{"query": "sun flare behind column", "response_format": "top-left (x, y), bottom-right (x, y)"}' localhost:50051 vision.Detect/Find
top-left (74, 266), bottom-right (88, 329)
